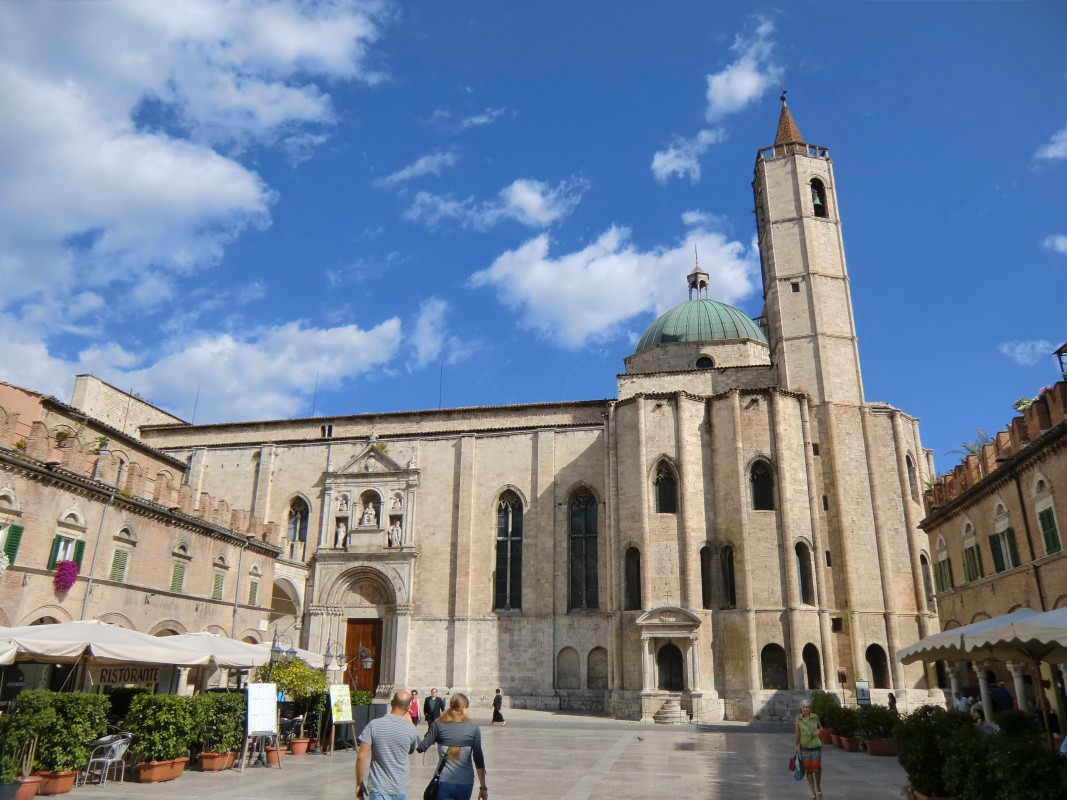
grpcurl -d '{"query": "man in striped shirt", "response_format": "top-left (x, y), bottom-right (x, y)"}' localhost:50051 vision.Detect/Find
top-left (356, 690), bottom-right (420, 800)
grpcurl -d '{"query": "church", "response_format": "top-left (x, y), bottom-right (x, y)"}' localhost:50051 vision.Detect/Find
top-left (1, 101), bottom-right (942, 721)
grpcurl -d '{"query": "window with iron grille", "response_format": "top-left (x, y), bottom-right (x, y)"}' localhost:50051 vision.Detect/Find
top-left (494, 491), bottom-right (523, 611)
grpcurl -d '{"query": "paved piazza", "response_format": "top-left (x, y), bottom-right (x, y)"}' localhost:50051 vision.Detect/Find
top-left (84, 708), bottom-right (908, 800)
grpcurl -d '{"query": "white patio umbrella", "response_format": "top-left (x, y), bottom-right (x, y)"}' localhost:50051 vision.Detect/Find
top-left (963, 606), bottom-right (1067, 664)
top-left (897, 607), bottom-right (1041, 665)
top-left (251, 641), bottom-right (325, 669)
top-left (167, 632), bottom-right (268, 669)
top-left (0, 637), bottom-right (15, 666)
top-left (0, 620), bottom-right (211, 666)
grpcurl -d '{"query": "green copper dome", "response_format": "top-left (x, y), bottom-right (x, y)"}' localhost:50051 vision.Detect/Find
top-left (636, 298), bottom-right (766, 351)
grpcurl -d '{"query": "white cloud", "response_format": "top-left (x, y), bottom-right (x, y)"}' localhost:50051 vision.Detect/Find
top-left (1036, 123), bottom-right (1067, 160)
top-left (705, 18), bottom-right (781, 122)
top-left (461, 107), bottom-right (508, 129)
top-left (651, 17), bottom-right (779, 184)
top-left (375, 150), bottom-right (459, 187)
top-left (1042, 234), bottom-right (1067, 255)
top-left (407, 297), bottom-right (474, 371)
top-left (405, 178), bottom-right (587, 231)
top-left (998, 340), bottom-right (1054, 367)
top-left (652, 129), bottom-right (725, 184)
top-left (0, 0), bottom-right (385, 315)
top-left (468, 219), bottom-right (759, 348)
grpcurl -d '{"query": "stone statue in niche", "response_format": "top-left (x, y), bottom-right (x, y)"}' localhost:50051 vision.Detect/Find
top-left (407, 456), bottom-right (417, 469)
top-left (361, 503), bottom-right (377, 527)
top-left (387, 520), bottom-right (401, 547)
top-left (338, 495), bottom-right (349, 512)
top-left (335, 519), bottom-right (347, 547)
top-left (390, 494), bottom-right (402, 510)
top-left (364, 455), bottom-right (375, 472)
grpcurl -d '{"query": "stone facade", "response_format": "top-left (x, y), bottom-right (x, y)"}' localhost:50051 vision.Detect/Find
top-left (0, 382), bottom-right (280, 697)
top-left (920, 380), bottom-right (1067, 715)
top-left (1, 103), bottom-right (941, 720)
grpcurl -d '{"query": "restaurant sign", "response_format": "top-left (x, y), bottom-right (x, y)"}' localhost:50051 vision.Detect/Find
top-left (88, 665), bottom-right (161, 685)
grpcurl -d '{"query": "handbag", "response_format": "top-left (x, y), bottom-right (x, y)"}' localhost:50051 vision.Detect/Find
top-left (792, 752), bottom-right (804, 781)
top-left (423, 752), bottom-right (448, 800)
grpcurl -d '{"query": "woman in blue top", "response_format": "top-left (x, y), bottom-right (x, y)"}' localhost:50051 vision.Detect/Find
top-left (418, 693), bottom-right (488, 800)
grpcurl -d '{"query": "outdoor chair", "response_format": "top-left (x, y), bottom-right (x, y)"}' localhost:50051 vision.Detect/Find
top-left (78, 733), bottom-right (132, 787)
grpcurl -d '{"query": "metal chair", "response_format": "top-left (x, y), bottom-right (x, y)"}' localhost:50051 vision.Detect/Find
top-left (79, 733), bottom-right (132, 786)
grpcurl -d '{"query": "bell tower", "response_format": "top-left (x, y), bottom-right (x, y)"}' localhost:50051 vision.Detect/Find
top-left (753, 96), bottom-right (864, 405)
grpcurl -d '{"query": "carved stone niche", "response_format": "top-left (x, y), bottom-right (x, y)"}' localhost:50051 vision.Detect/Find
top-left (324, 442), bottom-right (420, 553)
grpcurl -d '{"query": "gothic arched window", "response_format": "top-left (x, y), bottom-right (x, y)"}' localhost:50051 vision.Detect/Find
top-left (624, 547), bottom-right (642, 611)
top-left (795, 542), bottom-right (815, 605)
top-left (569, 489), bottom-right (599, 610)
top-left (906, 454), bottom-right (920, 503)
top-left (699, 545), bottom-right (713, 609)
top-left (494, 491), bottom-right (523, 611)
top-left (286, 497), bottom-right (310, 560)
top-left (810, 178), bottom-right (828, 218)
top-left (750, 460), bottom-right (774, 511)
top-left (654, 462), bottom-right (677, 514)
top-left (721, 545), bottom-right (737, 608)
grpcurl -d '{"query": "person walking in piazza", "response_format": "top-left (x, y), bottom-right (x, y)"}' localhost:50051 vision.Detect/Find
top-left (408, 689), bottom-right (421, 726)
top-left (794, 699), bottom-right (824, 800)
top-left (355, 690), bottom-right (420, 800)
top-left (424, 687), bottom-right (446, 728)
top-left (418, 693), bottom-right (488, 800)
top-left (490, 688), bottom-right (505, 726)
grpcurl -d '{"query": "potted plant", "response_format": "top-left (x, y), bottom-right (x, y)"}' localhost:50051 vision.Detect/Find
top-left (834, 706), bottom-right (861, 752)
top-left (858, 703), bottom-right (899, 756)
top-left (893, 705), bottom-right (972, 800)
top-left (195, 693), bottom-right (246, 771)
top-left (54, 430), bottom-right (71, 448)
top-left (810, 689), bottom-right (838, 745)
top-left (35, 692), bottom-right (108, 795)
top-left (0, 746), bottom-right (17, 800)
top-left (52, 560), bottom-right (78, 593)
top-left (127, 694), bottom-right (194, 782)
top-left (255, 658), bottom-right (326, 756)
top-left (4, 689), bottom-right (57, 799)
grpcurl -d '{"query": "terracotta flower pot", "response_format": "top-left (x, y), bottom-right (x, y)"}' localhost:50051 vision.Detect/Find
top-left (36, 771), bottom-right (78, 796)
top-left (265, 746), bottom-right (284, 766)
top-left (288, 738), bottom-right (310, 756)
top-left (830, 733), bottom-right (841, 747)
top-left (817, 728), bottom-right (833, 745)
top-left (14, 776), bottom-right (41, 800)
top-left (840, 736), bottom-right (860, 752)
top-left (865, 739), bottom-right (897, 757)
top-left (199, 752), bottom-right (235, 772)
top-left (142, 756), bottom-right (186, 782)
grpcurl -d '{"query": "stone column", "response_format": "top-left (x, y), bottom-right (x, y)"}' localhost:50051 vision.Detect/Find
top-left (394, 605), bottom-right (412, 689)
top-left (948, 666), bottom-right (960, 700)
top-left (688, 635), bottom-right (701, 692)
top-left (972, 661), bottom-right (993, 718)
top-left (641, 636), bottom-right (654, 692)
top-left (175, 667), bottom-right (191, 696)
top-left (1006, 661), bottom-right (1029, 712)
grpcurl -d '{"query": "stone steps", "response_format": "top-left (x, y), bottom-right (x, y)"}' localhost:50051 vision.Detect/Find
top-left (653, 697), bottom-right (687, 724)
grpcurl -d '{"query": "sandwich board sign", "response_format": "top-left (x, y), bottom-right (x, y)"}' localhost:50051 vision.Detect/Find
top-left (246, 682), bottom-right (278, 734)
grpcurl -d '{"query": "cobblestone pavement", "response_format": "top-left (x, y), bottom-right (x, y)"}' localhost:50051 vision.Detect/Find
top-left (73, 708), bottom-right (909, 800)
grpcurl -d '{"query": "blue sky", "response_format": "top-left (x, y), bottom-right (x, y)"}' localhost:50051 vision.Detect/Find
top-left (0, 1), bottom-right (1064, 473)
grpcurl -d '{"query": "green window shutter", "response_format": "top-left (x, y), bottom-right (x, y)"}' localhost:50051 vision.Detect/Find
top-left (170, 563), bottom-right (185, 593)
top-left (988, 535), bottom-right (1004, 573)
top-left (1005, 528), bottom-right (1020, 568)
top-left (974, 544), bottom-right (984, 578)
top-left (46, 535), bottom-right (62, 569)
top-left (946, 558), bottom-right (954, 589)
top-left (962, 549), bottom-right (972, 582)
top-left (109, 550), bottom-right (128, 583)
top-left (3, 524), bottom-right (23, 564)
top-left (932, 562), bottom-right (942, 593)
top-left (1039, 509), bottom-right (1061, 554)
top-left (248, 580), bottom-right (258, 606)
top-left (73, 539), bottom-right (86, 569)
top-left (211, 573), bottom-right (224, 601)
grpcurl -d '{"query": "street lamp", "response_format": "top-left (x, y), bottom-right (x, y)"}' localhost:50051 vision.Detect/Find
top-left (267, 633), bottom-right (297, 681)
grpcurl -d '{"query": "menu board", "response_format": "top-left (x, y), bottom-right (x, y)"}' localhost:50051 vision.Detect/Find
top-left (329, 684), bottom-right (353, 723)
top-left (247, 682), bottom-right (278, 734)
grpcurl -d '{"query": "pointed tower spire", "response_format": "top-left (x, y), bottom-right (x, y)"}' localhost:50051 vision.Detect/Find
top-left (774, 90), bottom-right (804, 146)
top-left (687, 245), bottom-right (710, 300)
